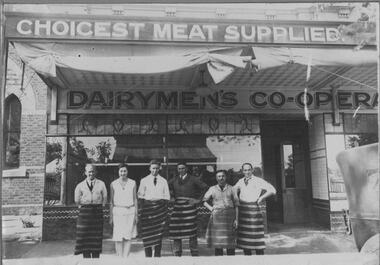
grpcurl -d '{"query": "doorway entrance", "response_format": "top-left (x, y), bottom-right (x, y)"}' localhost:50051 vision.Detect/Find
top-left (261, 120), bottom-right (312, 227)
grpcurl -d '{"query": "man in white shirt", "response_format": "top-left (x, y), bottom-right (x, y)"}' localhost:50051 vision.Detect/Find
top-left (74, 164), bottom-right (107, 258)
top-left (234, 163), bottom-right (276, 256)
top-left (138, 160), bottom-right (170, 257)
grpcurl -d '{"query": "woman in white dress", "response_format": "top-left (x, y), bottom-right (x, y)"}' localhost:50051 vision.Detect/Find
top-left (110, 163), bottom-right (138, 258)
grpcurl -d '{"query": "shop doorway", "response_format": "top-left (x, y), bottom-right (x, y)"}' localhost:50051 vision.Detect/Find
top-left (261, 120), bottom-right (312, 226)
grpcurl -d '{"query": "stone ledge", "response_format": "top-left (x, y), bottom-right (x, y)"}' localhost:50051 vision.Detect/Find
top-left (2, 167), bottom-right (28, 178)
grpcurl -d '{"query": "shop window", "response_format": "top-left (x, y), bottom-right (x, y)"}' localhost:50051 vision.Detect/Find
top-left (66, 136), bottom-right (119, 205)
top-left (3, 94), bottom-right (21, 169)
top-left (44, 137), bottom-right (66, 206)
top-left (343, 114), bottom-right (378, 134)
top-left (281, 144), bottom-right (296, 188)
top-left (345, 134), bottom-right (378, 149)
top-left (64, 134), bottom-right (262, 205)
top-left (69, 115), bottom-right (166, 135)
top-left (68, 114), bottom-right (260, 135)
top-left (206, 135), bottom-right (262, 186)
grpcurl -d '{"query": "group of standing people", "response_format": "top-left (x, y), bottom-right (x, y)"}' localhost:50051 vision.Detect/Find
top-left (74, 161), bottom-right (276, 258)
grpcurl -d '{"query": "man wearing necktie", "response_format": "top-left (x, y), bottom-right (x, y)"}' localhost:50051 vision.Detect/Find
top-left (74, 164), bottom-right (107, 258)
top-left (137, 160), bottom-right (170, 257)
top-left (234, 163), bottom-right (276, 255)
top-left (168, 162), bottom-right (208, 256)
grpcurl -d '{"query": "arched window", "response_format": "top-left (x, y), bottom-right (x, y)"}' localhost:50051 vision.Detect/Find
top-left (3, 94), bottom-right (21, 169)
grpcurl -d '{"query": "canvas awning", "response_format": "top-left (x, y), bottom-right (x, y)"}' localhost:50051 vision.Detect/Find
top-left (13, 42), bottom-right (378, 91)
top-left (13, 42), bottom-right (254, 87)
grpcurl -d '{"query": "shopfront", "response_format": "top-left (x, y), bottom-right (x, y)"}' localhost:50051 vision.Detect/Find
top-left (2, 8), bottom-right (378, 240)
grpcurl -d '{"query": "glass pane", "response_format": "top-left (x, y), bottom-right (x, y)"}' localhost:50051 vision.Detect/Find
top-left (69, 115), bottom-right (166, 135)
top-left (165, 135), bottom-right (261, 191)
top-left (66, 136), bottom-right (165, 205)
top-left (206, 135), bottom-right (262, 186)
top-left (45, 137), bottom-right (66, 206)
top-left (4, 132), bottom-right (20, 169)
top-left (8, 98), bottom-right (22, 132)
top-left (345, 134), bottom-right (378, 149)
top-left (282, 144), bottom-right (295, 188)
top-left (67, 136), bottom-right (117, 205)
top-left (167, 114), bottom-right (260, 135)
top-left (344, 114), bottom-right (378, 134)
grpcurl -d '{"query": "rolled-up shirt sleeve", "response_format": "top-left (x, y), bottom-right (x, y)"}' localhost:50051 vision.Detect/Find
top-left (233, 181), bottom-right (241, 195)
top-left (231, 187), bottom-right (240, 206)
top-left (137, 179), bottom-right (146, 199)
top-left (202, 187), bottom-right (213, 202)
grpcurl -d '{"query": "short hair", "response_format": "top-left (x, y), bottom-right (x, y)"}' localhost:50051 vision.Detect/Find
top-left (177, 161), bottom-right (187, 167)
top-left (253, 167), bottom-right (262, 177)
top-left (85, 163), bottom-right (96, 171)
top-left (150, 160), bottom-right (161, 166)
top-left (118, 163), bottom-right (128, 170)
top-left (242, 162), bottom-right (253, 169)
top-left (215, 169), bottom-right (227, 176)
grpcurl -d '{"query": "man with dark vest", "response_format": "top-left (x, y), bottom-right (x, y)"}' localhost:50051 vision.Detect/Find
top-left (169, 162), bottom-right (208, 256)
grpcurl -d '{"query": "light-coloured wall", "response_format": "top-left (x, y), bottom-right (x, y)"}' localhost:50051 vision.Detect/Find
top-left (309, 114), bottom-right (329, 200)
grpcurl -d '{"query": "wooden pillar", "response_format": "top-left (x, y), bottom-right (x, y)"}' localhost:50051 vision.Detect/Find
top-left (0, 3), bottom-right (7, 179)
top-left (50, 86), bottom-right (58, 123)
top-left (330, 85), bottom-right (340, 126)
top-left (60, 139), bottom-right (67, 204)
top-left (0, 4), bottom-right (5, 256)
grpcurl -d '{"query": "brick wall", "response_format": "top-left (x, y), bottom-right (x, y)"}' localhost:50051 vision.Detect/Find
top-left (2, 45), bottom-right (48, 216)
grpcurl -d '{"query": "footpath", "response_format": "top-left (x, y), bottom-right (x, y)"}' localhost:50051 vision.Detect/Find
top-left (3, 230), bottom-right (379, 265)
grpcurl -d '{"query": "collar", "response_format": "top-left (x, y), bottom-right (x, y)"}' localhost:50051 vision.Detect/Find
top-left (180, 173), bottom-right (187, 179)
top-left (149, 174), bottom-right (160, 179)
top-left (216, 184), bottom-right (228, 191)
top-left (119, 178), bottom-right (128, 184)
top-left (86, 179), bottom-right (96, 184)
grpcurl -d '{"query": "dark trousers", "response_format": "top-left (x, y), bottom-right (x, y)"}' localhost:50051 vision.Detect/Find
top-left (243, 249), bottom-right (264, 255)
top-left (83, 251), bottom-right (100, 258)
top-left (173, 236), bottom-right (198, 256)
top-left (215, 248), bottom-right (235, 256)
top-left (144, 244), bottom-right (162, 257)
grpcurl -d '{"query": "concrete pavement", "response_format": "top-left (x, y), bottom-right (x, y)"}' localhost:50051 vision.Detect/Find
top-left (4, 230), bottom-right (379, 264)
top-left (2, 252), bottom-right (379, 265)
top-left (3, 231), bottom-right (358, 258)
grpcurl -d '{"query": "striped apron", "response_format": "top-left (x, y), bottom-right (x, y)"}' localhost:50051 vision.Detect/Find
top-left (206, 207), bottom-right (236, 248)
top-left (74, 204), bottom-right (103, 255)
top-left (139, 200), bottom-right (168, 248)
top-left (169, 198), bottom-right (198, 239)
top-left (237, 201), bottom-right (265, 250)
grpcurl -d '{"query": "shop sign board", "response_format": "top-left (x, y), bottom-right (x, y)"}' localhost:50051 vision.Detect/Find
top-left (5, 14), bottom-right (373, 45)
top-left (57, 89), bottom-right (378, 113)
